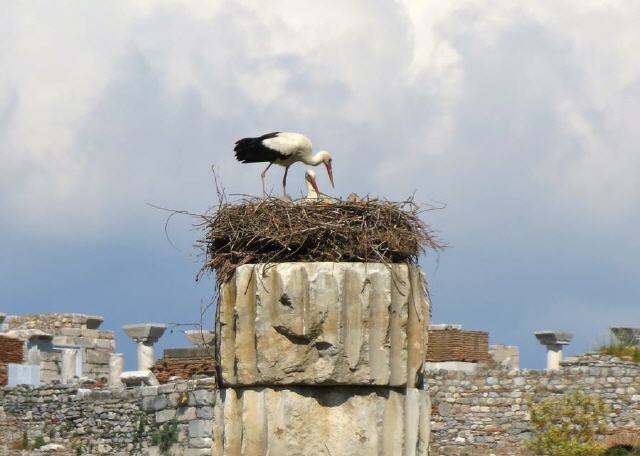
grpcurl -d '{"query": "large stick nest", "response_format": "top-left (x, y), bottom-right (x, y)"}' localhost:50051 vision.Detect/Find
top-left (198, 197), bottom-right (444, 283)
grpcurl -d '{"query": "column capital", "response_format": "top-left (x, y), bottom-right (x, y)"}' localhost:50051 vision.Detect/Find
top-left (184, 329), bottom-right (216, 346)
top-left (534, 331), bottom-right (573, 347)
top-left (123, 323), bottom-right (168, 344)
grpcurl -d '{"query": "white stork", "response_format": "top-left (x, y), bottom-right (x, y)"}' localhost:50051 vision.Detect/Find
top-left (234, 132), bottom-right (334, 195)
top-left (304, 169), bottom-right (320, 200)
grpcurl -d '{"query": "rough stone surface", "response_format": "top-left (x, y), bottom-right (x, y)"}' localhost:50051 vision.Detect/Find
top-left (212, 386), bottom-right (431, 456)
top-left (218, 262), bottom-right (430, 387)
top-left (489, 344), bottom-right (520, 370)
top-left (120, 370), bottom-right (160, 387)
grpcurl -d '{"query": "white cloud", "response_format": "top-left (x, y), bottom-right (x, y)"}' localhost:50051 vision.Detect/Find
top-left (1, 0), bottom-right (639, 237)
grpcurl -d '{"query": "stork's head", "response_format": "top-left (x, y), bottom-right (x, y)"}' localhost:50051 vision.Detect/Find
top-left (304, 169), bottom-right (319, 195)
top-left (318, 151), bottom-right (334, 188)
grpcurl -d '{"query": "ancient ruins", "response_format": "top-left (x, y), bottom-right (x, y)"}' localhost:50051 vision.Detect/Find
top-left (1, 198), bottom-right (639, 455)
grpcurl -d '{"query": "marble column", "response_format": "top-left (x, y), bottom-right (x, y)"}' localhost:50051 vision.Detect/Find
top-left (213, 262), bottom-right (432, 455)
top-left (122, 323), bottom-right (167, 371)
top-left (535, 331), bottom-right (573, 370)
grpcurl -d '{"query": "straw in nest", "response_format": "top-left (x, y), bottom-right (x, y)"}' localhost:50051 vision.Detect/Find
top-left (198, 197), bottom-right (444, 283)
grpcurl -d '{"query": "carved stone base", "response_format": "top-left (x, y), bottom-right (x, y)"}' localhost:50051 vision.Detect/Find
top-left (217, 263), bottom-right (429, 387)
top-left (212, 386), bottom-right (431, 456)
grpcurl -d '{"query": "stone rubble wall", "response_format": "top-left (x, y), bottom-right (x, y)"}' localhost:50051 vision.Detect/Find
top-left (0, 378), bottom-right (216, 456)
top-left (427, 355), bottom-right (640, 456)
top-left (0, 354), bottom-right (638, 455)
top-left (4, 313), bottom-right (103, 332)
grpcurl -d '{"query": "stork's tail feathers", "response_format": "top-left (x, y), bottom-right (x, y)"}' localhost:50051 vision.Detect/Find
top-left (234, 132), bottom-right (282, 163)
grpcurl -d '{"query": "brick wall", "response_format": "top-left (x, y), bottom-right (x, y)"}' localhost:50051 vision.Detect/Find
top-left (427, 328), bottom-right (491, 362)
top-left (152, 357), bottom-right (216, 383)
top-left (0, 335), bottom-right (24, 386)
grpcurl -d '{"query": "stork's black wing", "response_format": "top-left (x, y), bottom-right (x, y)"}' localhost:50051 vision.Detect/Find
top-left (234, 132), bottom-right (288, 163)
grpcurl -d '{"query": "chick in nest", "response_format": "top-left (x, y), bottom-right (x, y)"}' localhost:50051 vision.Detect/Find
top-left (301, 169), bottom-right (333, 203)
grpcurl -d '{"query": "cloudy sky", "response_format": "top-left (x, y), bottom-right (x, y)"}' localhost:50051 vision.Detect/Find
top-left (2, 0), bottom-right (639, 369)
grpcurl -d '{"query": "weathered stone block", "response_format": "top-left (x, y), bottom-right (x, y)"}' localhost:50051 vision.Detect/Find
top-left (185, 449), bottom-right (213, 456)
top-left (156, 408), bottom-right (177, 423)
top-left (176, 406), bottom-right (197, 421)
top-left (85, 350), bottom-right (111, 365)
top-left (192, 390), bottom-right (213, 406)
top-left (218, 263), bottom-right (429, 387)
top-left (142, 396), bottom-right (167, 412)
top-left (212, 386), bottom-right (431, 456)
top-left (189, 420), bottom-right (212, 438)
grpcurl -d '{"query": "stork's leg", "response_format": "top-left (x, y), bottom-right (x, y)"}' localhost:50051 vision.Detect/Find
top-left (282, 165), bottom-right (290, 195)
top-left (261, 162), bottom-right (273, 196)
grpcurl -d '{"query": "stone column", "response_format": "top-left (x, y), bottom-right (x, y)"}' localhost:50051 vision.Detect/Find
top-left (109, 353), bottom-right (124, 386)
top-left (535, 331), bottom-right (573, 370)
top-left (213, 263), bottom-right (431, 455)
top-left (122, 324), bottom-right (167, 371)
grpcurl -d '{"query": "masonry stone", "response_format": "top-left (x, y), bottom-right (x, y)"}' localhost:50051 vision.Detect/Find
top-left (428, 354), bottom-right (640, 455)
top-left (218, 262), bottom-right (429, 387)
top-left (212, 386), bottom-right (431, 456)
top-left (177, 406), bottom-right (197, 422)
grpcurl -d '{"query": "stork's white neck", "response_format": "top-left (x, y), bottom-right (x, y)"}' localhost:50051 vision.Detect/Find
top-left (302, 150), bottom-right (331, 166)
top-left (306, 181), bottom-right (318, 199)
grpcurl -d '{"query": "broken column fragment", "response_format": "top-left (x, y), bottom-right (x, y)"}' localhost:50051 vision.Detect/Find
top-left (213, 262), bottom-right (431, 455)
top-left (610, 327), bottom-right (640, 347)
top-left (217, 262), bottom-right (428, 386)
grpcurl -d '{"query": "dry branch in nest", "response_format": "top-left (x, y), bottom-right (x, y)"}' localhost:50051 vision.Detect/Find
top-left (197, 196), bottom-right (445, 284)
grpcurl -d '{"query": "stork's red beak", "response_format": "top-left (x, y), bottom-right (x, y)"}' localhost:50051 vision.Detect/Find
top-left (325, 162), bottom-right (334, 188)
top-left (310, 175), bottom-right (320, 194)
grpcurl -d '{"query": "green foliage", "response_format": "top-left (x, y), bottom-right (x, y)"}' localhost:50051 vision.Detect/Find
top-left (152, 421), bottom-right (179, 455)
top-left (32, 436), bottom-right (46, 449)
top-left (178, 391), bottom-right (190, 407)
top-left (527, 390), bottom-right (608, 456)
top-left (20, 431), bottom-right (28, 450)
top-left (597, 343), bottom-right (640, 363)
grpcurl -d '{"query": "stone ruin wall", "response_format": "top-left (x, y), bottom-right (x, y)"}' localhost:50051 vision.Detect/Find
top-left (427, 355), bottom-right (640, 456)
top-left (2, 313), bottom-right (115, 384)
top-left (0, 355), bottom-right (638, 455)
top-left (0, 378), bottom-right (215, 456)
